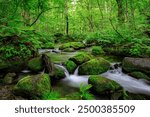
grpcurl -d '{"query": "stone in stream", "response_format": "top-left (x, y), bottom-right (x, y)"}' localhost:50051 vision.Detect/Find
top-left (122, 57), bottom-right (150, 76)
top-left (64, 60), bottom-right (77, 74)
top-left (27, 57), bottom-right (43, 72)
top-left (69, 52), bottom-right (92, 65)
top-left (13, 73), bottom-right (51, 99)
top-left (78, 58), bottom-right (110, 75)
top-left (88, 75), bottom-right (121, 96)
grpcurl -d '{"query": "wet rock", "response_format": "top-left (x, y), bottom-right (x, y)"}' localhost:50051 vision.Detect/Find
top-left (69, 52), bottom-right (92, 65)
top-left (64, 60), bottom-right (77, 74)
top-left (13, 73), bottom-right (51, 99)
top-left (27, 57), bottom-right (43, 72)
top-left (122, 57), bottom-right (150, 75)
top-left (88, 75), bottom-right (121, 95)
top-left (78, 58), bottom-right (110, 75)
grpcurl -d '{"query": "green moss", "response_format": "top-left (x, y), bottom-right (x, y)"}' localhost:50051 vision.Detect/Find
top-left (78, 58), bottom-right (110, 75)
top-left (53, 67), bottom-right (65, 80)
top-left (69, 52), bottom-right (92, 65)
top-left (14, 74), bottom-right (51, 99)
top-left (59, 42), bottom-right (85, 50)
top-left (0, 60), bottom-right (25, 73)
top-left (92, 46), bottom-right (104, 56)
top-left (64, 60), bottom-right (77, 74)
top-left (88, 75), bottom-right (121, 95)
top-left (129, 72), bottom-right (150, 80)
top-left (27, 57), bottom-right (43, 72)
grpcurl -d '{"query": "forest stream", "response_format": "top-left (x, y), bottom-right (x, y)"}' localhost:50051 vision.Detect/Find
top-left (39, 49), bottom-right (150, 98)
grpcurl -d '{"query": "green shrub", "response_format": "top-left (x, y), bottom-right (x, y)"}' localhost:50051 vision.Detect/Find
top-left (79, 84), bottom-right (95, 100)
top-left (42, 91), bottom-right (61, 100)
top-left (129, 44), bottom-right (142, 57)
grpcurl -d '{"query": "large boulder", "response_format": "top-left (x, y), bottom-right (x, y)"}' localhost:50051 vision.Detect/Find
top-left (122, 57), bottom-right (150, 75)
top-left (27, 57), bottom-right (43, 72)
top-left (59, 42), bottom-right (85, 50)
top-left (88, 75), bottom-right (121, 95)
top-left (13, 73), bottom-right (51, 99)
top-left (0, 59), bottom-right (25, 73)
top-left (78, 58), bottom-right (110, 75)
top-left (52, 67), bottom-right (65, 80)
top-left (69, 52), bottom-right (92, 65)
top-left (64, 60), bottom-right (77, 74)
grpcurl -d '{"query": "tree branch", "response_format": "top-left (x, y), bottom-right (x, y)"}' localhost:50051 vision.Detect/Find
top-left (109, 18), bottom-right (124, 38)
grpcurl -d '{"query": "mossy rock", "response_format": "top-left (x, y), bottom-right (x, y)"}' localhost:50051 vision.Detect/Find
top-left (27, 57), bottom-right (43, 72)
top-left (14, 73), bottom-right (51, 99)
top-left (52, 67), bottom-right (65, 80)
top-left (129, 72), bottom-right (150, 81)
top-left (3, 73), bottom-right (16, 85)
top-left (0, 60), bottom-right (25, 73)
top-left (64, 60), bottom-right (77, 74)
top-left (88, 75), bottom-right (121, 95)
top-left (59, 42), bottom-right (85, 50)
top-left (78, 58), bottom-right (110, 75)
top-left (69, 52), bottom-right (92, 65)
top-left (122, 57), bottom-right (150, 75)
top-left (92, 46), bottom-right (104, 56)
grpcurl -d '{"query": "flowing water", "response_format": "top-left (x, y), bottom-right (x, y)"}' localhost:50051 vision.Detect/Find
top-left (56, 64), bottom-right (150, 96)
top-left (55, 65), bottom-right (89, 88)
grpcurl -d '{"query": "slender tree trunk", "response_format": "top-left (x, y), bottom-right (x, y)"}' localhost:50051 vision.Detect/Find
top-left (129, 0), bottom-right (135, 29)
top-left (116, 0), bottom-right (125, 24)
top-left (65, 0), bottom-right (69, 35)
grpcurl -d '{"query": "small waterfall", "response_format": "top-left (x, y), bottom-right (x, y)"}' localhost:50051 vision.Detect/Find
top-left (56, 64), bottom-right (88, 88)
top-left (55, 64), bottom-right (70, 78)
top-left (74, 67), bottom-right (79, 75)
top-left (102, 64), bottom-right (150, 96)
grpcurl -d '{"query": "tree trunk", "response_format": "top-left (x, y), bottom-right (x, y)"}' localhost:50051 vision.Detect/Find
top-left (116, 0), bottom-right (125, 24)
top-left (65, 0), bottom-right (69, 35)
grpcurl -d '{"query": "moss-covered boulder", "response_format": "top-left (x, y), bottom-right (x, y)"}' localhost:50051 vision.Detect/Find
top-left (3, 73), bottom-right (16, 84)
top-left (13, 74), bottom-right (51, 99)
top-left (122, 57), bottom-right (150, 75)
top-left (129, 72), bottom-right (150, 81)
top-left (69, 52), bottom-right (92, 65)
top-left (0, 59), bottom-right (25, 73)
top-left (64, 60), bottom-right (77, 74)
top-left (88, 75), bottom-right (121, 95)
top-left (27, 57), bottom-right (43, 72)
top-left (78, 58), bottom-right (110, 75)
top-left (92, 46), bottom-right (104, 56)
top-left (59, 42), bottom-right (85, 50)
top-left (52, 67), bottom-right (65, 80)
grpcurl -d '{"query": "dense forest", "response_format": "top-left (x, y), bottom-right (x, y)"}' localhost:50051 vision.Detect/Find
top-left (0, 0), bottom-right (150, 100)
